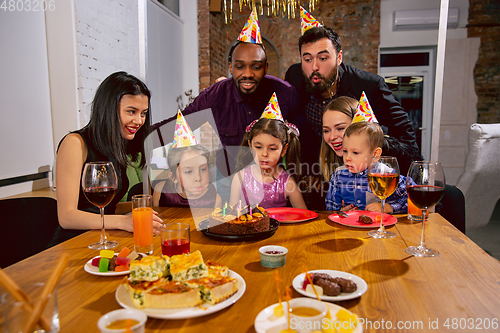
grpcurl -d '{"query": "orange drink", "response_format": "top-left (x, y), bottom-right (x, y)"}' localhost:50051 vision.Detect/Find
top-left (132, 195), bottom-right (154, 254)
top-left (407, 196), bottom-right (428, 221)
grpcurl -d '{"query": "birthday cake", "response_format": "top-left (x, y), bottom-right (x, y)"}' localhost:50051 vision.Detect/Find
top-left (208, 205), bottom-right (270, 235)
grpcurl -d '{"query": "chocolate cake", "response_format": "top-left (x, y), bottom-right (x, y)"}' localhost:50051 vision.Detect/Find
top-left (208, 205), bottom-right (270, 235)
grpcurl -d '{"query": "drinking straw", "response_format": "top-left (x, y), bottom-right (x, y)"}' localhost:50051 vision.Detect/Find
top-left (23, 253), bottom-right (70, 333)
top-left (0, 268), bottom-right (51, 330)
top-left (303, 266), bottom-right (332, 320)
top-left (284, 286), bottom-right (293, 330)
top-left (124, 319), bottom-right (133, 333)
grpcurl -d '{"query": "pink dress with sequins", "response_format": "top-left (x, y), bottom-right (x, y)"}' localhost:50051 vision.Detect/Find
top-left (239, 166), bottom-right (290, 208)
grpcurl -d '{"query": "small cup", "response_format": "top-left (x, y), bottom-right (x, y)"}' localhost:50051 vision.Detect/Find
top-left (287, 297), bottom-right (328, 333)
top-left (132, 194), bottom-right (154, 255)
top-left (97, 309), bottom-right (147, 333)
top-left (1, 283), bottom-right (60, 333)
top-left (259, 245), bottom-right (288, 268)
top-left (161, 223), bottom-right (190, 256)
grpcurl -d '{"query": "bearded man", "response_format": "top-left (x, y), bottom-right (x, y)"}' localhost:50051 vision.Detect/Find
top-left (286, 26), bottom-right (418, 164)
top-left (285, 26), bottom-right (418, 209)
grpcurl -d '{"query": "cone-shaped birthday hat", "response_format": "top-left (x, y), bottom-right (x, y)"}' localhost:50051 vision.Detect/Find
top-left (352, 91), bottom-right (379, 123)
top-left (260, 93), bottom-right (283, 121)
top-left (300, 6), bottom-right (322, 35)
top-left (238, 7), bottom-right (262, 44)
top-left (172, 110), bottom-right (198, 148)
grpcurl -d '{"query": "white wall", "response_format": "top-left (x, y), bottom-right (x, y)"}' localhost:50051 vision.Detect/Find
top-left (74, 0), bottom-right (141, 126)
top-left (180, 0), bottom-right (200, 99)
top-left (380, 0), bottom-right (469, 48)
top-left (146, 0), bottom-right (185, 123)
top-left (0, 10), bottom-right (54, 198)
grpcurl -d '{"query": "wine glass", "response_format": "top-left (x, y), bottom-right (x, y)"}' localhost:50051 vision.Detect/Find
top-left (82, 162), bottom-right (119, 250)
top-left (367, 156), bottom-right (400, 238)
top-left (406, 161), bottom-right (445, 257)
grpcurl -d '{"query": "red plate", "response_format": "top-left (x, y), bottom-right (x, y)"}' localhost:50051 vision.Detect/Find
top-left (267, 208), bottom-right (318, 223)
top-left (328, 210), bottom-right (397, 228)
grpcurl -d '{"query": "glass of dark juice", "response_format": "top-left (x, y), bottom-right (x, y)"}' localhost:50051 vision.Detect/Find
top-left (161, 223), bottom-right (190, 256)
top-left (406, 161), bottom-right (446, 257)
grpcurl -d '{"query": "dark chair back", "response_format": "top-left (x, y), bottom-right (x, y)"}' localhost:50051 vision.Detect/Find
top-left (436, 185), bottom-right (466, 234)
top-left (0, 197), bottom-right (59, 268)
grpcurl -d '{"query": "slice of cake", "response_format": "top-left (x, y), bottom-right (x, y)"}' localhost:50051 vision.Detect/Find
top-left (208, 204), bottom-right (270, 235)
top-left (206, 260), bottom-right (229, 277)
top-left (186, 276), bottom-right (239, 305)
top-left (129, 255), bottom-right (169, 281)
top-left (123, 278), bottom-right (201, 309)
top-left (169, 250), bottom-right (208, 281)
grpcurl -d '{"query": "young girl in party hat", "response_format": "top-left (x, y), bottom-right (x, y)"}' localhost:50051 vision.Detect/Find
top-left (229, 93), bottom-right (307, 209)
top-left (153, 111), bottom-right (222, 208)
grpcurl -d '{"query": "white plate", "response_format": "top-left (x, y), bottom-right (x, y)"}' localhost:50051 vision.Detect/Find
top-left (254, 299), bottom-right (363, 333)
top-left (292, 270), bottom-right (368, 302)
top-left (84, 253), bottom-right (130, 276)
top-left (115, 270), bottom-right (246, 319)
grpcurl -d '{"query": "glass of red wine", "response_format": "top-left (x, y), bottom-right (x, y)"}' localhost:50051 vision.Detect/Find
top-left (406, 161), bottom-right (445, 257)
top-left (367, 156), bottom-right (400, 238)
top-left (82, 162), bottom-right (119, 250)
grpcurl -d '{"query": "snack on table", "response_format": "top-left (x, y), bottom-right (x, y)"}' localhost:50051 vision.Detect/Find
top-left (186, 275), bottom-right (239, 305)
top-left (208, 204), bottom-right (270, 235)
top-left (358, 214), bottom-right (373, 224)
top-left (169, 250), bottom-right (208, 281)
top-left (122, 251), bottom-right (238, 309)
top-left (308, 272), bottom-right (357, 296)
top-left (129, 256), bottom-right (168, 281)
top-left (124, 278), bottom-right (202, 309)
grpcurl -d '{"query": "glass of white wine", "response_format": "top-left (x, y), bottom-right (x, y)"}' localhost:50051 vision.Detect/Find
top-left (367, 156), bottom-right (400, 238)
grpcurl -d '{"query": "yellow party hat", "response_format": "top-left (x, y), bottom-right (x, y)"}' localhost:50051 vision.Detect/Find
top-left (260, 92), bottom-right (283, 121)
top-left (352, 91), bottom-right (379, 123)
top-left (238, 7), bottom-right (262, 44)
top-left (172, 110), bottom-right (198, 148)
top-left (300, 6), bottom-right (322, 35)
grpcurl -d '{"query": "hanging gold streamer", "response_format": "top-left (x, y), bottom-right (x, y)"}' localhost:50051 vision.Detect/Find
top-left (222, 0), bottom-right (320, 24)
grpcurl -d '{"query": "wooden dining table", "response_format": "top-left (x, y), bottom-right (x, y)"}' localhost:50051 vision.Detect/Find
top-left (2, 207), bottom-right (500, 332)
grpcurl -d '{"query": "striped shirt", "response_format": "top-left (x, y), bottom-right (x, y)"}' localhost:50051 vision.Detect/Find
top-left (325, 166), bottom-right (408, 213)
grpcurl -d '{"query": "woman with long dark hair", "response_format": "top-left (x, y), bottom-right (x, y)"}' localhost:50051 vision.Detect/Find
top-left (55, 72), bottom-right (163, 240)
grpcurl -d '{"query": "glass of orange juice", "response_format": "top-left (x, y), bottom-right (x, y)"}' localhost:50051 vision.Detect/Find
top-left (132, 194), bottom-right (154, 255)
top-left (407, 196), bottom-right (429, 221)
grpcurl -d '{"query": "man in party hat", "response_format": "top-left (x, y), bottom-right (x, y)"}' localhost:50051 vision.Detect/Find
top-left (283, 24), bottom-right (417, 210)
top-left (152, 10), bottom-right (301, 203)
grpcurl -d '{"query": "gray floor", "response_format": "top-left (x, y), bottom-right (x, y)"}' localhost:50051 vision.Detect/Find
top-left (467, 199), bottom-right (500, 261)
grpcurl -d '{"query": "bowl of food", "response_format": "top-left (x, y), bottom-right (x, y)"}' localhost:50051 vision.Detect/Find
top-left (97, 309), bottom-right (147, 333)
top-left (259, 245), bottom-right (288, 268)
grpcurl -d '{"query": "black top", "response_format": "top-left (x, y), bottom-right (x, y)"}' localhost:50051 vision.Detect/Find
top-left (48, 128), bottom-right (129, 247)
top-left (72, 128), bottom-right (128, 214)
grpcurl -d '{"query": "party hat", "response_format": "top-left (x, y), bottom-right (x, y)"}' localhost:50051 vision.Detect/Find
top-left (260, 92), bottom-right (283, 121)
top-left (172, 110), bottom-right (198, 148)
top-left (352, 91), bottom-right (378, 123)
top-left (300, 6), bottom-right (322, 35)
top-left (238, 7), bottom-right (262, 44)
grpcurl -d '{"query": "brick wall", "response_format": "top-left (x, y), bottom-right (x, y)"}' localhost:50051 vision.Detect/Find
top-left (198, 0), bottom-right (380, 91)
top-left (468, 0), bottom-right (500, 123)
top-left (74, 0), bottom-right (140, 125)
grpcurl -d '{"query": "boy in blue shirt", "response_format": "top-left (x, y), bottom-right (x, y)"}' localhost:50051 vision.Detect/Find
top-left (325, 121), bottom-right (408, 213)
